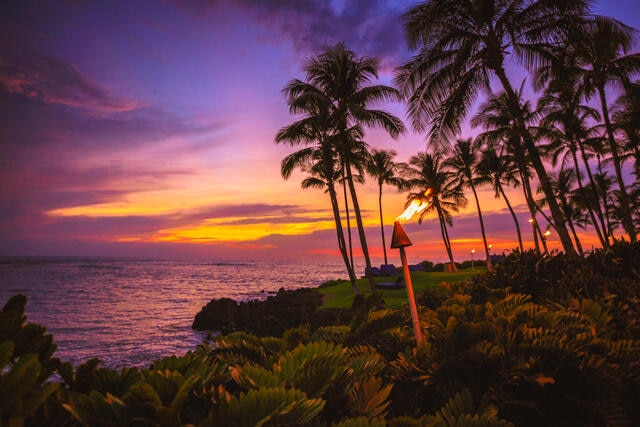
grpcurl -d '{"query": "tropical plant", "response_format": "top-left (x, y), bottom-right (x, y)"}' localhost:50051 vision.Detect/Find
top-left (396, 0), bottom-right (589, 255)
top-left (472, 90), bottom-right (546, 252)
top-left (0, 295), bottom-right (59, 427)
top-left (613, 80), bottom-right (640, 176)
top-left (278, 43), bottom-right (406, 292)
top-left (446, 138), bottom-right (492, 268)
top-left (366, 149), bottom-right (407, 265)
top-left (539, 169), bottom-right (586, 256)
top-left (402, 151), bottom-right (467, 270)
top-left (276, 84), bottom-right (360, 293)
top-left (476, 144), bottom-right (524, 252)
top-left (568, 17), bottom-right (640, 242)
top-left (536, 68), bottom-right (610, 248)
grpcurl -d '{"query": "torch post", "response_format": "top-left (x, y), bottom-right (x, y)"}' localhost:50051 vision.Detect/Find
top-left (391, 221), bottom-right (423, 345)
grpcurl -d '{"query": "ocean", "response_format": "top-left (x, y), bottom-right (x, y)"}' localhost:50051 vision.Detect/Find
top-left (0, 257), bottom-right (350, 369)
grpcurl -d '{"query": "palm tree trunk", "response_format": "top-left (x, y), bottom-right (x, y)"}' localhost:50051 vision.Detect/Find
top-left (469, 182), bottom-right (491, 269)
top-left (519, 164), bottom-right (541, 252)
top-left (579, 143), bottom-right (610, 246)
top-left (435, 201), bottom-right (457, 271)
top-left (345, 161), bottom-right (377, 292)
top-left (598, 86), bottom-right (637, 242)
top-left (567, 216), bottom-right (584, 256)
top-left (341, 174), bottom-right (355, 271)
top-left (495, 67), bottom-right (576, 256)
top-left (328, 184), bottom-right (360, 294)
top-left (378, 183), bottom-right (388, 265)
top-left (498, 184), bottom-right (524, 252)
top-left (596, 157), bottom-right (615, 239)
top-left (570, 148), bottom-right (607, 248)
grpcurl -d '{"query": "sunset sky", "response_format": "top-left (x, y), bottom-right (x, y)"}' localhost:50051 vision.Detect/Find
top-left (1, 0), bottom-right (639, 264)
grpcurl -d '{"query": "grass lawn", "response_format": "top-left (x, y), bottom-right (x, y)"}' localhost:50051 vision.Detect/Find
top-left (318, 268), bottom-right (483, 309)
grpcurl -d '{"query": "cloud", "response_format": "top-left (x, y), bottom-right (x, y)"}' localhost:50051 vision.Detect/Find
top-left (189, 0), bottom-right (412, 68)
top-left (0, 45), bottom-right (144, 112)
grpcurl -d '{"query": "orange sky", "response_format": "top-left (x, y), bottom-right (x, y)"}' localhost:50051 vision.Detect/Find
top-left (1, 0), bottom-right (637, 266)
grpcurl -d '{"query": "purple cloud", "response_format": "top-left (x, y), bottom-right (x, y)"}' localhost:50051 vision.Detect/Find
top-left (0, 45), bottom-right (144, 112)
top-left (188, 0), bottom-right (412, 68)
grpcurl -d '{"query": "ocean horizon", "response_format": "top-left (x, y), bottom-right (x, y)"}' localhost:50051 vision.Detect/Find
top-left (0, 256), bottom-right (354, 369)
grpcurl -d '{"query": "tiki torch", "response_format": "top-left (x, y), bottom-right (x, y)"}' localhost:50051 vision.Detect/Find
top-left (390, 189), bottom-right (432, 345)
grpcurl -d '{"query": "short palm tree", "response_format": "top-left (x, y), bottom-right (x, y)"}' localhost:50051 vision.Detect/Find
top-left (446, 138), bottom-right (492, 268)
top-left (541, 168), bottom-right (586, 256)
top-left (476, 145), bottom-right (525, 252)
top-left (366, 149), bottom-right (407, 265)
top-left (286, 43), bottom-right (406, 292)
top-left (396, 0), bottom-right (586, 256)
top-left (402, 152), bottom-right (467, 270)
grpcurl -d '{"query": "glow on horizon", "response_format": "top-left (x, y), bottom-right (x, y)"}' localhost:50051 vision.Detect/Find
top-left (152, 217), bottom-right (337, 243)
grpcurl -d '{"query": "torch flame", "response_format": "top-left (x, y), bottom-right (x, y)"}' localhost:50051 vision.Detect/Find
top-left (395, 189), bottom-right (433, 222)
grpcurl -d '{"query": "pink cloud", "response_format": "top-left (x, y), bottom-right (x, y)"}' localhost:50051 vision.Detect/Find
top-left (0, 46), bottom-right (144, 112)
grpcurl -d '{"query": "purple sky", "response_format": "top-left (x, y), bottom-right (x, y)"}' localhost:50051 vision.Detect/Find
top-left (1, 0), bottom-right (638, 263)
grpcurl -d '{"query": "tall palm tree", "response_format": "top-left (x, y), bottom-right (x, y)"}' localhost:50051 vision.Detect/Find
top-left (366, 149), bottom-right (407, 265)
top-left (445, 138), bottom-right (492, 268)
top-left (571, 17), bottom-right (640, 242)
top-left (403, 152), bottom-right (467, 270)
top-left (472, 90), bottom-right (545, 253)
top-left (476, 145), bottom-right (525, 252)
top-left (289, 43), bottom-right (406, 292)
top-left (276, 92), bottom-right (362, 293)
top-left (536, 80), bottom-right (609, 248)
top-left (396, 0), bottom-right (587, 256)
top-left (612, 80), bottom-right (640, 181)
top-left (280, 143), bottom-right (360, 294)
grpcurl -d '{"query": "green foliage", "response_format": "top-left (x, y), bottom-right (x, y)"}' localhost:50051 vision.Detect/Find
top-left (192, 287), bottom-right (351, 336)
top-left (423, 389), bottom-right (513, 427)
top-left (215, 387), bottom-right (325, 426)
top-left (0, 295), bottom-right (60, 427)
top-left (4, 244), bottom-right (640, 425)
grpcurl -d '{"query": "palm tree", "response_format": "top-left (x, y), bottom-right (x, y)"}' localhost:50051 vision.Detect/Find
top-left (612, 80), bottom-right (640, 181)
top-left (366, 149), bottom-right (407, 265)
top-left (570, 17), bottom-right (640, 242)
top-left (288, 43), bottom-right (406, 292)
top-left (472, 90), bottom-right (545, 253)
top-left (536, 79), bottom-right (609, 248)
top-left (476, 145), bottom-right (525, 252)
top-left (445, 138), bottom-right (492, 268)
top-left (396, 0), bottom-right (587, 256)
top-left (402, 152), bottom-right (467, 271)
top-left (541, 169), bottom-right (585, 256)
top-left (276, 104), bottom-right (361, 294)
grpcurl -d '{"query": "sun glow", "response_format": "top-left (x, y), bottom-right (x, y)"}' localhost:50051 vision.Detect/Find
top-left (150, 217), bottom-right (336, 243)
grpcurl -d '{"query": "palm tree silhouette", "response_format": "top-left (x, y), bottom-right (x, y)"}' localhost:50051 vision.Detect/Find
top-left (570, 18), bottom-right (640, 242)
top-left (403, 152), bottom-right (467, 271)
top-left (279, 43), bottom-right (405, 292)
top-left (472, 90), bottom-right (545, 252)
top-left (396, 0), bottom-right (587, 256)
top-left (536, 74), bottom-right (609, 249)
top-left (366, 149), bottom-right (407, 265)
top-left (276, 101), bottom-right (361, 294)
top-left (476, 144), bottom-right (525, 252)
top-left (446, 138), bottom-right (492, 268)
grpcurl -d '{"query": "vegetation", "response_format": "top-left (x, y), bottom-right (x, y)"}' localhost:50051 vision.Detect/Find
top-left (5, 0), bottom-right (640, 425)
top-left (275, 43), bottom-right (405, 294)
top-left (3, 242), bottom-right (640, 426)
top-left (275, 0), bottom-right (639, 289)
